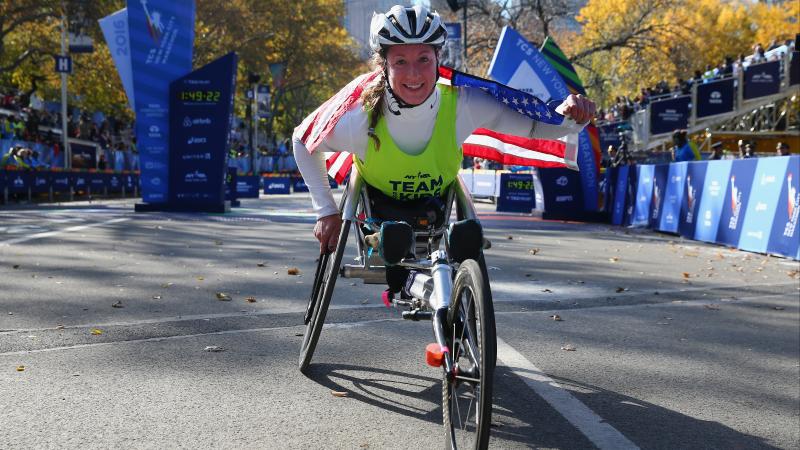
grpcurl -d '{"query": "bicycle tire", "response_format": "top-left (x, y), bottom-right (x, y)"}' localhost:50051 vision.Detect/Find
top-left (298, 219), bottom-right (351, 373)
top-left (442, 258), bottom-right (496, 450)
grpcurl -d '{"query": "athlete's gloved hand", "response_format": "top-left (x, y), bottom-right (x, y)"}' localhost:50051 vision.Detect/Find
top-left (555, 94), bottom-right (596, 125)
top-left (314, 213), bottom-right (343, 254)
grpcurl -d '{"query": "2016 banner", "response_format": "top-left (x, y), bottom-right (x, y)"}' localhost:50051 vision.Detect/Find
top-left (743, 60), bottom-right (781, 100)
top-left (649, 96), bottom-right (691, 136)
top-left (99, 9), bottom-right (135, 111)
top-left (128, 0), bottom-right (195, 203)
top-left (696, 78), bottom-right (734, 118)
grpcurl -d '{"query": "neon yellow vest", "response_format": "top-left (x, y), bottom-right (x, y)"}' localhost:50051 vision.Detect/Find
top-left (354, 85), bottom-right (461, 200)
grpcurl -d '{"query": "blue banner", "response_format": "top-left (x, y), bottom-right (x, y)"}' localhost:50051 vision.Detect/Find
top-left (649, 96), bottom-right (691, 136)
top-left (649, 164), bottom-right (669, 228)
top-left (236, 175), bottom-right (260, 198)
top-left (70, 172), bottom-right (89, 192)
top-left (109, 174), bottom-right (123, 193)
top-left (292, 177), bottom-right (309, 193)
top-left (632, 165), bottom-right (654, 226)
top-left (539, 168), bottom-right (584, 217)
top-left (737, 157), bottom-right (790, 253)
top-left (31, 172), bottom-right (51, 193)
top-left (168, 52), bottom-right (237, 208)
top-left (51, 172), bottom-right (71, 192)
top-left (696, 78), bottom-right (734, 118)
top-left (99, 9), bottom-right (135, 111)
top-left (657, 162), bottom-right (688, 233)
top-left (486, 26), bottom-right (597, 212)
top-left (497, 173), bottom-right (535, 213)
top-left (678, 161), bottom-right (708, 238)
top-left (693, 160), bottom-right (731, 243)
top-left (89, 173), bottom-right (109, 193)
top-left (767, 156), bottom-right (800, 258)
top-left (611, 165), bottom-right (629, 225)
top-left (263, 176), bottom-right (290, 195)
top-left (743, 60), bottom-right (781, 99)
top-left (128, 0), bottom-right (195, 203)
top-left (6, 172), bottom-right (31, 193)
top-left (715, 159), bottom-right (757, 247)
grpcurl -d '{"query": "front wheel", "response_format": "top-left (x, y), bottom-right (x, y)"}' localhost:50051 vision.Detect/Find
top-left (298, 219), bottom-right (351, 374)
top-left (443, 259), bottom-right (496, 449)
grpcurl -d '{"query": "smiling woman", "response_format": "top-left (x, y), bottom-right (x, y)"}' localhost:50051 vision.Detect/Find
top-left (385, 44), bottom-right (439, 106)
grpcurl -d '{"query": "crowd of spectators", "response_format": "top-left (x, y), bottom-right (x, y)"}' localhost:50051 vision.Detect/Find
top-left (596, 38), bottom-right (795, 124)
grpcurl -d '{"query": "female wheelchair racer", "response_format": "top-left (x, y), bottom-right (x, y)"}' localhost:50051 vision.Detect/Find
top-left (292, 5), bottom-right (595, 449)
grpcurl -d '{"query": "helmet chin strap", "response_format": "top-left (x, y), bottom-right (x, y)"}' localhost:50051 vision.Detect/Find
top-left (383, 56), bottom-right (440, 116)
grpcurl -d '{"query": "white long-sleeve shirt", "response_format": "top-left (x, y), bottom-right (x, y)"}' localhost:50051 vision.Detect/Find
top-left (293, 85), bottom-right (586, 219)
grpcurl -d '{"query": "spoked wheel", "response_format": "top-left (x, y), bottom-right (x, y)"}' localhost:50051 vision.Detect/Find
top-left (298, 218), bottom-right (351, 374)
top-left (443, 258), bottom-right (496, 450)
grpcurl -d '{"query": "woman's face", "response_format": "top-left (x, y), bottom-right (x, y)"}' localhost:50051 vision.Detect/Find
top-left (385, 44), bottom-right (437, 106)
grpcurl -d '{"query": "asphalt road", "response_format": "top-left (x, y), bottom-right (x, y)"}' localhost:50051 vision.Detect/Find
top-left (1, 193), bottom-right (798, 449)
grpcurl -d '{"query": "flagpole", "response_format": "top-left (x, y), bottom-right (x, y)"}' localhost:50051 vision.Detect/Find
top-left (462, 0), bottom-right (467, 72)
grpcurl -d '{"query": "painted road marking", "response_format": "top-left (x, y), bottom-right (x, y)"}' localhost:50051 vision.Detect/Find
top-left (496, 337), bottom-right (641, 450)
top-left (0, 217), bottom-right (130, 246)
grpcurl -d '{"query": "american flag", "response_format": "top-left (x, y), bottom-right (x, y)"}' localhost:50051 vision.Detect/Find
top-left (295, 66), bottom-right (577, 184)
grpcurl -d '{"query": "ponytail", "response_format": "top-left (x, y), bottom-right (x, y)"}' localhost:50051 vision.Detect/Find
top-left (360, 52), bottom-right (387, 151)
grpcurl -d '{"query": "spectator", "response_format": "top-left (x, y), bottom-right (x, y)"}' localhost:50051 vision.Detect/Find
top-left (672, 130), bottom-right (698, 162)
top-left (751, 43), bottom-right (766, 64)
top-left (739, 141), bottom-right (756, 159)
top-left (709, 141), bottom-right (724, 160)
top-left (1, 146), bottom-right (32, 169)
top-left (776, 142), bottom-right (790, 156)
top-left (98, 154), bottom-right (107, 171)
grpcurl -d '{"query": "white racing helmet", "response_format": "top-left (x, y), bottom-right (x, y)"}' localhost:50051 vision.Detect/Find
top-left (369, 5), bottom-right (447, 53)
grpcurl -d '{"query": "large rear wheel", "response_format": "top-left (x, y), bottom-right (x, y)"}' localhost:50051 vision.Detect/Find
top-left (442, 258), bottom-right (496, 449)
top-left (298, 219), bottom-right (351, 373)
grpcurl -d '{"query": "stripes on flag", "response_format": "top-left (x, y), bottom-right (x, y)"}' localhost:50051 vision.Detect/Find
top-left (311, 66), bottom-right (579, 184)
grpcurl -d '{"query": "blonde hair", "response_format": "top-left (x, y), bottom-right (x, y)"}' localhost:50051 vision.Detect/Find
top-left (360, 52), bottom-right (387, 151)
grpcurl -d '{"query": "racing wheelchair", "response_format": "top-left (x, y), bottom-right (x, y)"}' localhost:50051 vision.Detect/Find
top-left (299, 167), bottom-right (497, 449)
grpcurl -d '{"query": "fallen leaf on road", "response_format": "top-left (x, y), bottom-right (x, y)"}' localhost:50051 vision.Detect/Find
top-left (288, 268), bottom-right (300, 275)
top-left (705, 304), bottom-right (720, 310)
top-left (12, 265), bottom-right (20, 269)
top-left (245, 296), bottom-right (257, 303)
top-left (361, 299), bottom-right (369, 304)
top-left (196, 276), bottom-right (205, 281)
top-left (331, 391), bottom-right (349, 398)
top-left (787, 270), bottom-right (799, 278)
top-left (773, 306), bottom-right (785, 311)
top-left (529, 248), bottom-right (540, 255)
top-left (615, 287), bottom-right (627, 293)
top-left (91, 329), bottom-right (103, 335)
top-left (542, 288), bottom-right (553, 293)
top-left (152, 295), bottom-right (162, 300)
top-left (204, 346), bottom-right (224, 352)
top-left (112, 301), bottom-right (124, 308)
top-left (214, 240), bottom-right (223, 245)
top-left (16, 365), bottom-right (25, 372)
top-left (682, 272), bottom-right (691, 279)
top-left (506, 235), bottom-right (514, 240)
top-left (257, 263), bottom-right (266, 267)
top-left (55, 325), bottom-right (65, 330)
top-left (550, 315), bottom-right (562, 321)
top-left (216, 292), bottom-right (232, 301)
top-left (608, 257), bottom-right (619, 263)
top-left (489, 266), bottom-right (501, 271)
top-left (161, 283), bottom-right (173, 288)
top-left (561, 345), bottom-right (576, 351)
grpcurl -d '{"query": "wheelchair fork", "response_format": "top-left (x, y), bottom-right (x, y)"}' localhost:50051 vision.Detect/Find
top-left (425, 250), bottom-right (456, 378)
